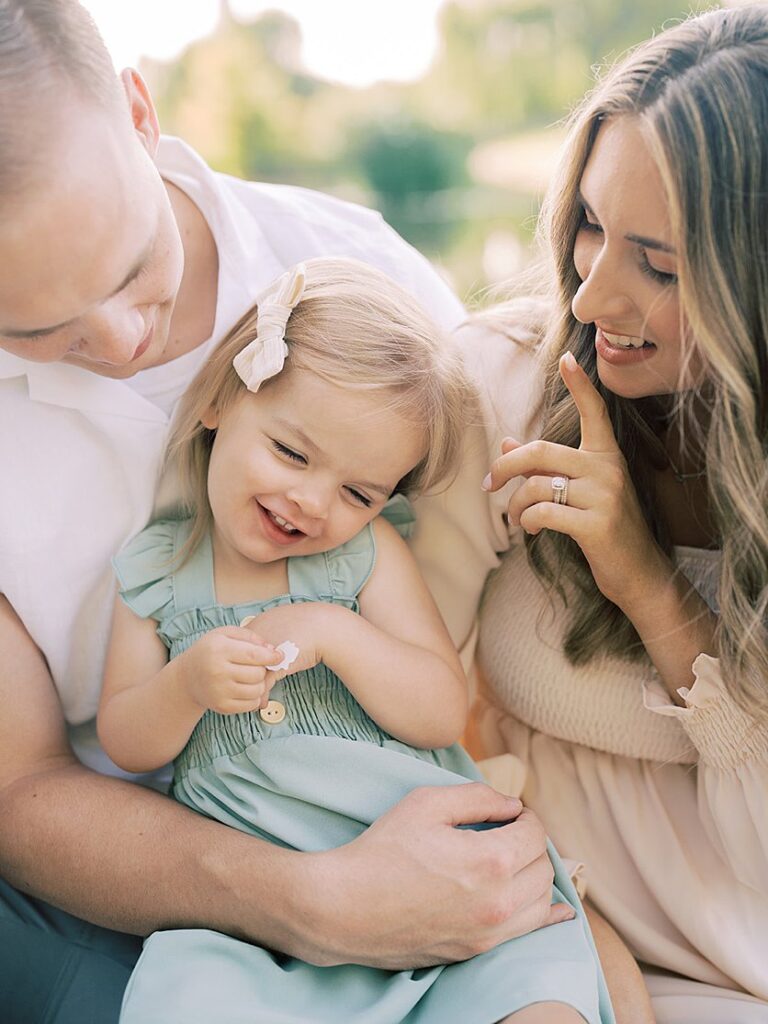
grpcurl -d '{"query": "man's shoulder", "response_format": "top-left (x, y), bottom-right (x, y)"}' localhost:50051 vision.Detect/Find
top-left (158, 135), bottom-right (465, 329)
top-left (226, 176), bottom-right (386, 231)
top-left (160, 136), bottom-right (386, 236)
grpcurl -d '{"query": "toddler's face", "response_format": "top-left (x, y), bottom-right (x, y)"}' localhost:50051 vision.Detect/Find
top-left (201, 368), bottom-right (425, 566)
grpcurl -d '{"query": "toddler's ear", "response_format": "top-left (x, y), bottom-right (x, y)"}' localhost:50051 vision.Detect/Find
top-left (200, 404), bottom-right (219, 429)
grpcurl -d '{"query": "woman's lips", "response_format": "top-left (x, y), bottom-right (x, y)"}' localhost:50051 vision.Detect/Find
top-left (595, 326), bottom-right (657, 365)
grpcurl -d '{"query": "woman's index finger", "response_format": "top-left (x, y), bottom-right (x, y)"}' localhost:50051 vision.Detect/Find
top-left (559, 352), bottom-right (619, 453)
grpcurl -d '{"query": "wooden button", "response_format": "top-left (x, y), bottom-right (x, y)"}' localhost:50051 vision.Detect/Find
top-left (259, 700), bottom-right (286, 724)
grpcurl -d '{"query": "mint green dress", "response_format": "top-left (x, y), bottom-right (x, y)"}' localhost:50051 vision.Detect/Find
top-left (114, 500), bottom-right (614, 1024)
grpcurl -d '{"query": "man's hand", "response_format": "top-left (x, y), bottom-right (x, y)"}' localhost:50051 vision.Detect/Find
top-left (288, 783), bottom-right (572, 968)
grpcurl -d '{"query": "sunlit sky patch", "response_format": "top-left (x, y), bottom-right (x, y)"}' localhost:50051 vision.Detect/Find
top-left (80, 0), bottom-right (447, 88)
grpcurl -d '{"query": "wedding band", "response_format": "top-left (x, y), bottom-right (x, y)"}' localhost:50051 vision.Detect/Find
top-left (551, 476), bottom-right (569, 505)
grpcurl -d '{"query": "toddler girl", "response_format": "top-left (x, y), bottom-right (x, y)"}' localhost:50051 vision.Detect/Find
top-left (98, 258), bottom-right (614, 1024)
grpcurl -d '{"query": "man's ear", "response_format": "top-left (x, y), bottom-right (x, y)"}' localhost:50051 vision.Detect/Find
top-left (200, 405), bottom-right (219, 430)
top-left (119, 68), bottom-right (160, 158)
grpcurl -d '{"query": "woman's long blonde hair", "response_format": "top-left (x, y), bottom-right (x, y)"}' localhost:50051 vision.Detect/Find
top-left (169, 256), bottom-right (472, 559)
top-left (526, 5), bottom-right (768, 720)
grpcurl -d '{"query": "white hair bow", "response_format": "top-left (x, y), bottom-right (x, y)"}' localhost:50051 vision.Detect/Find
top-left (233, 263), bottom-right (306, 393)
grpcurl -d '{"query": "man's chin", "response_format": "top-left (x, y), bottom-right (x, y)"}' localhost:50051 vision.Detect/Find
top-left (61, 355), bottom-right (146, 379)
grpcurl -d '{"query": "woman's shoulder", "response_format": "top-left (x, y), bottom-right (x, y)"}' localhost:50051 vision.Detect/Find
top-left (453, 300), bottom-right (549, 446)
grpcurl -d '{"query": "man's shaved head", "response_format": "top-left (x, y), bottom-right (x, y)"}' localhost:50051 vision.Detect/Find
top-left (0, 0), bottom-right (123, 197)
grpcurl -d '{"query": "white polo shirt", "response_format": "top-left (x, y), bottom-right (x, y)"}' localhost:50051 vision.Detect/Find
top-left (0, 136), bottom-right (465, 779)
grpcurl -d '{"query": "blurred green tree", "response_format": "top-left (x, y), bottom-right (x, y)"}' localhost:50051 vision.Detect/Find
top-left (143, 0), bottom-right (722, 293)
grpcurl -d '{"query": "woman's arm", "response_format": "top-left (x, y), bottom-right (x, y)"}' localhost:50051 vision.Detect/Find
top-left (97, 596), bottom-right (279, 772)
top-left (250, 518), bottom-right (469, 748)
top-left (411, 321), bottom-right (542, 657)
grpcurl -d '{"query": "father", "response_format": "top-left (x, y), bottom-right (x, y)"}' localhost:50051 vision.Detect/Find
top-left (0, 2), bottom-right (568, 1021)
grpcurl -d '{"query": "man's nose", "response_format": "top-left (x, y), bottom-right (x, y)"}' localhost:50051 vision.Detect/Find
top-left (71, 301), bottom-right (148, 365)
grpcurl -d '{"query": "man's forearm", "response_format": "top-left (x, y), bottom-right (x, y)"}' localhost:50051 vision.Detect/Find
top-left (0, 761), bottom-right (304, 943)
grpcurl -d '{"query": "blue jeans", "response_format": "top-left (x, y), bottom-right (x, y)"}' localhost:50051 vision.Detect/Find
top-left (0, 878), bottom-right (141, 1024)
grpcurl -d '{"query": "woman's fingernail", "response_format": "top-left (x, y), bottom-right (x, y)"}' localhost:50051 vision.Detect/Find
top-left (481, 473), bottom-right (492, 491)
top-left (563, 351), bottom-right (578, 371)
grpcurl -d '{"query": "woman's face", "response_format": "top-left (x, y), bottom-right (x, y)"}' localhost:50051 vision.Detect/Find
top-left (571, 116), bottom-right (705, 399)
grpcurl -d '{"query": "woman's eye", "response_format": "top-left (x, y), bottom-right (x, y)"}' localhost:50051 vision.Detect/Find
top-left (639, 252), bottom-right (678, 285)
top-left (272, 440), bottom-right (306, 464)
top-left (578, 209), bottom-right (603, 234)
top-left (346, 487), bottom-right (372, 508)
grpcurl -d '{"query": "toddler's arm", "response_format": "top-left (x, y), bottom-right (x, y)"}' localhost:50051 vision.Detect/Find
top-left (97, 596), bottom-right (280, 772)
top-left (585, 903), bottom-right (655, 1024)
top-left (255, 517), bottom-right (468, 748)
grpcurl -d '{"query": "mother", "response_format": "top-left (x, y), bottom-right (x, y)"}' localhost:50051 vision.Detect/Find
top-left (434, 6), bottom-right (768, 1021)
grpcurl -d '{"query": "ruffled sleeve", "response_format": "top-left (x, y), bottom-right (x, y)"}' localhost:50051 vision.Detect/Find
top-left (644, 656), bottom-right (768, 894)
top-left (112, 518), bottom-right (188, 622)
top-left (288, 498), bottom-right (416, 604)
top-left (287, 525), bottom-right (374, 605)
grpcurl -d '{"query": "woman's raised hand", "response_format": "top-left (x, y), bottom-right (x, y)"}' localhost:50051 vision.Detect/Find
top-left (484, 351), bottom-right (668, 611)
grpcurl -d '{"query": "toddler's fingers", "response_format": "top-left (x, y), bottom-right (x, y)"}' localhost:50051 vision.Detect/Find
top-left (231, 665), bottom-right (269, 686)
top-left (543, 901), bottom-right (577, 927)
top-left (228, 682), bottom-right (270, 705)
top-left (231, 642), bottom-right (284, 668)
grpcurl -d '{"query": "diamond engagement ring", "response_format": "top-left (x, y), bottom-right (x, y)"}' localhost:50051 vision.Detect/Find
top-left (551, 476), bottom-right (569, 505)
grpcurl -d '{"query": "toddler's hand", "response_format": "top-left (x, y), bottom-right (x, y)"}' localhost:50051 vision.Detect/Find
top-left (177, 626), bottom-right (284, 714)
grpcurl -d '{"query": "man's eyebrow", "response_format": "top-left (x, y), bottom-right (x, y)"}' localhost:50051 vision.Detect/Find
top-left (1, 239), bottom-right (154, 340)
top-left (577, 192), bottom-right (676, 255)
top-left (273, 417), bottom-right (393, 497)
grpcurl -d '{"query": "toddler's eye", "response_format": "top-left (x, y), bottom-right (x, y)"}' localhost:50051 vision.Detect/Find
top-left (346, 487), bottom-right (372, 508)
top-left (272, 440), bottom-right (306, 464)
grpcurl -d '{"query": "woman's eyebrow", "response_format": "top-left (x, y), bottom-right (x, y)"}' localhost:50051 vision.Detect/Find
top-left (577, 191), bottom-right (676, 254)
top-left (624, 232), bottom-right (676, 254)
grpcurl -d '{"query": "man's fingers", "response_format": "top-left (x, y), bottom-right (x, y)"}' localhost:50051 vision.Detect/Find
top-left (559, 351), bottom-right (619, 453)
top-left (407, 783), bottom-right (523, 827)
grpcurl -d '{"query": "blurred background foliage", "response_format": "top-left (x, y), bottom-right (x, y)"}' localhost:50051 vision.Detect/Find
top-left (145, 0), bottom-right (720, 300)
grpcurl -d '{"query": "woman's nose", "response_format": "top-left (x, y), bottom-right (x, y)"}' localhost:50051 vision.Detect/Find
top-left (571, 245), bottom-right (634, 326)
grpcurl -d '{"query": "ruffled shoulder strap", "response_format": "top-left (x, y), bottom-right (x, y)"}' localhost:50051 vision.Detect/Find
top-left (287, 494), bottom-right (416, 603)
top-left (378, 492), bottom-right (415, 539)
top-left (112, 518), bottom-right (192, 622)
